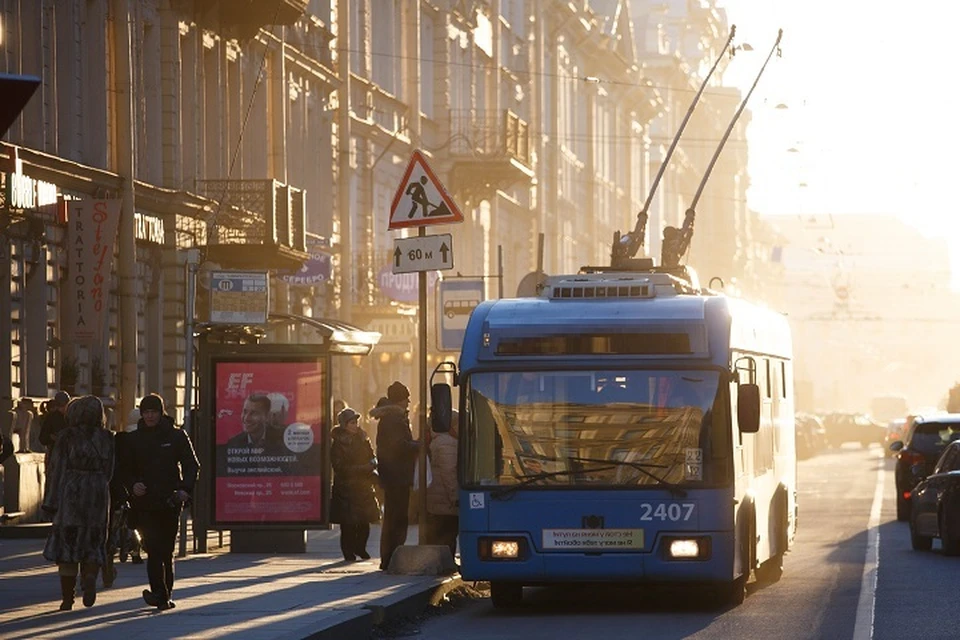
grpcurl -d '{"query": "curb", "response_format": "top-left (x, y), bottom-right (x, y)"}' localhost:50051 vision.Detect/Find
top-left (0, 522), bottom-right (52, 539)
top-left (364, 575), bottom-right (463, 625)
top-left (312, 575), bottom-right (464, 639)
top-left (278, 609), bottom-right (374, 640)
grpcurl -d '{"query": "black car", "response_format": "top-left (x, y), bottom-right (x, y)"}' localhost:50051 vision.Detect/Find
top-left (908, 440), bottom-right (960, 554)
top-left (890, 414), bottom-right (960, 521)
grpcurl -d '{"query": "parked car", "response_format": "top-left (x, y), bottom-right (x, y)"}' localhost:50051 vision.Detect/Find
top-left (908, 440), bottom-right (960, 554)
top-left (822, 412), bottom-right (886, 448)
top-left (890, 414), bottom-right (960, 521)
top-left (795, 412), bottom-right (827, 459)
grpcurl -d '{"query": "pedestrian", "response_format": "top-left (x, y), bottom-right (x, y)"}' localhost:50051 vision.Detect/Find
top-left (425, 410), bottom-right (460, 560)
top-left (39, 391), bottom-right (71, 460)
top-left (104, 409), bottom-right (144, 582)
top-left (120, 393), bottom-right (199, 611)
top-left (12, 397), bottom-right (36, 453)
top-left (370, 382), bottom-right (419, 571)
top-left (41, 395), bottom-right (115, 610)
top-left (330, 407), bottom-right (380, 561)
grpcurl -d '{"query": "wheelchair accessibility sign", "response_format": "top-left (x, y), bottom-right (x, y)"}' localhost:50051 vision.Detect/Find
top-left (438, 278), bottom-right (484, 351)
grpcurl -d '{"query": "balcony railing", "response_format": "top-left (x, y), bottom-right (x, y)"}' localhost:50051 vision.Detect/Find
top-left (193, 0), bottom-right (308, 36)
top-left (448, 109), bottom-right (532, 166)
top-left (194, 179), bottom-right (307, 268)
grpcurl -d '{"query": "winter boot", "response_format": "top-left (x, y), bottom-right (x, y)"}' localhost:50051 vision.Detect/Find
top-left (59, 575), bottom-right (76, 611)
top-left (81, 564), bottom-right (97, 607)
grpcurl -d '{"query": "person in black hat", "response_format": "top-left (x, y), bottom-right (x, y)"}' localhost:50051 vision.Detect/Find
top-left (120, 393), bottom-right (199, 611)
top-left (330, 407), bottom-right (380, 561)
top-left (371, 382), bottom-right (419, 570)
top-left (39, 391), bottom-right (71, 460)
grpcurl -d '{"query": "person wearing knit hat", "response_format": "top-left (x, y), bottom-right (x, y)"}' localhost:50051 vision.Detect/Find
top-left (330, 407), bottom-right (380, 561)
top-left (139, 393), bottom-right (165, 415)
top-left (122, 393), bottom-right (199, 611)
top-left (371, 382), bottom-right (419, 570)
top-left (387, 381), bottom-right (410, 403)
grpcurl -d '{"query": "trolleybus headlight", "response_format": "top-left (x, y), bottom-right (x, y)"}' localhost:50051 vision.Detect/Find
top-left (478, 537), bottom-right (527, 560)
top-left (669, 539), bottom-right (700, 558)
top-left (492, 541), bottom-right (520, 558)
top-left (662, 536), bottom-right (711, 560)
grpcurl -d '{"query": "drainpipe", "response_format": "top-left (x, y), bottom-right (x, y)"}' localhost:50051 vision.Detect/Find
top-left (113, 0), bottom-right (138, 419)
top-left (336, 0), bottom-right (353, 403)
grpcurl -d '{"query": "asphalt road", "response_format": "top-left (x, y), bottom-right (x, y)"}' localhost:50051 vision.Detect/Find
top-left (397, 446), bottom-right (960, 640)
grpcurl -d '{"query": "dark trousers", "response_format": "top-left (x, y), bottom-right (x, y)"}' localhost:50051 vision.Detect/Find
top-left (138, 507), bottom-right (180, 601)
top-left (425, 513), bottom-right (459, 558)
top-left (380, 484), bottom-right (410, 569)
top-left (339, 523), bottom-right (371, 560)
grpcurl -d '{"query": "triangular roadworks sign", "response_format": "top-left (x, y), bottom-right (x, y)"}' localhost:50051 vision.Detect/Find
top-left (388, 150), bottom-right (464, 230)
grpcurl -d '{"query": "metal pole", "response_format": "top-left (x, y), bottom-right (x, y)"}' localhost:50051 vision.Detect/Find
top-left (537, 232), bottom-right (544, 274)
top-left (417, 227), bottom-right (428, 540)
top-left (497, 245), bottom-right (504, 298)
top-left (178, 249), bottom-right (199, 558)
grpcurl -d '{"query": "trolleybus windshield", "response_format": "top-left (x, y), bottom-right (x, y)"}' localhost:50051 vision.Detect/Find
top-left (463, 369), bottom-right (731, 489)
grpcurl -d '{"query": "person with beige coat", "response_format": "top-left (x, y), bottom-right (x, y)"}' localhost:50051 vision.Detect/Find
top-left (425, 410), bottom-right (459, 558)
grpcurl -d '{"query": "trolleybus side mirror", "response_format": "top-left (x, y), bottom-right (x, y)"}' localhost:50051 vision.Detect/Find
top-left (738, 384), bottom-right (761, 434)
top-left (430, 383), bottom-right (453, 434)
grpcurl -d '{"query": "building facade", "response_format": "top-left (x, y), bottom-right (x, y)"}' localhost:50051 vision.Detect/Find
top-left (0, 0), bottom-right (750, 434)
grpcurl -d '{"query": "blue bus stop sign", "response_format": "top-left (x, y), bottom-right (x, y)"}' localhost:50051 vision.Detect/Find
top-left (438, 278), bottom-right (485, 351)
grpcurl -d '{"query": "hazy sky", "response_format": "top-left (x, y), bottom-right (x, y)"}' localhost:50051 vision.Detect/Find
top-left (719, 0), bottom-right (960, 283)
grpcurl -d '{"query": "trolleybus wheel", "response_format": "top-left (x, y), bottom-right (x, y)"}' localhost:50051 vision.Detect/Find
top-left (490, 582), bottom-right (523, 609)
top-left (756, 493), bottom-right (787, 584)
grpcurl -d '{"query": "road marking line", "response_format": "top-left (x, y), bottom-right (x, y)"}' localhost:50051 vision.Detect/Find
top-left (853, 450), bottom-right (884, 640)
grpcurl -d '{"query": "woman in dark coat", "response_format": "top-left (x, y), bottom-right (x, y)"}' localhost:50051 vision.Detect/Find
top-left (42, 395), bottom-right (115, 610)
top-left (330, 407), bottom-right (380, 561)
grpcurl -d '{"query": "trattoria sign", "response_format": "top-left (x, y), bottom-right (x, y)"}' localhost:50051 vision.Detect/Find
top-left (66, 200), bottom-right (122, 344)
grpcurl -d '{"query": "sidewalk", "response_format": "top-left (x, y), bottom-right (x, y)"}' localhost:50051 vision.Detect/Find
top-left (0, 525), bottom-right (461, 640)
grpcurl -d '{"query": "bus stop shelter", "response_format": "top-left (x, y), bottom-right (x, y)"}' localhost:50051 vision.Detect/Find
top-left (194, 314), bottom-right (380, 553)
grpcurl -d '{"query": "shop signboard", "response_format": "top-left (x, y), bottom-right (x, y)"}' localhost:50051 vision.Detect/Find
top-left (65, 199), bottom-right (122, 345)
top-left (377, 265), bottom-right (439, 303)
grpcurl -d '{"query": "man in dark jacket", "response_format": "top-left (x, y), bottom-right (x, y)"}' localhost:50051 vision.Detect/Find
top-left (120, 394), bottom-right (199, 611)
top-left (371, 381), bottom-right (419, 570)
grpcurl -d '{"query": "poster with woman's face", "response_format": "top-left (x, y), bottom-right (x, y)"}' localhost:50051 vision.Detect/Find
top-left (213, 360), bottom-right (326, 525)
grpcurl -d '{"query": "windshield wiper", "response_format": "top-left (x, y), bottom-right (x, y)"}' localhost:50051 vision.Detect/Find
top-left (567, 456), bottom-right (688, 498)
top-left (491, 464), bottom-right (618, 500)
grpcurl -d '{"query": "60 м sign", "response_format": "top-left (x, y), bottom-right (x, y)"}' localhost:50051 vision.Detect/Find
top-left (392, 234), bottom-right (454, 274)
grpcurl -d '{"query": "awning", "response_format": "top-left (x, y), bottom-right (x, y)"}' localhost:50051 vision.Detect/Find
top-left (267, 312), bottom-right (381, 356)
top-left (0, 74), bottom-right (40, 136)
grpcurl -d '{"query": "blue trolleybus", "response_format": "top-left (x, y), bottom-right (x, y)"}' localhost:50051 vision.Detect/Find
top-left (433, 267), bottom-right (796, 607)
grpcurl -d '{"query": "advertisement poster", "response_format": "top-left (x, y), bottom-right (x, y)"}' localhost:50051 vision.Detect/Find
top-left (213, 360), bottom-right (326, 525)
